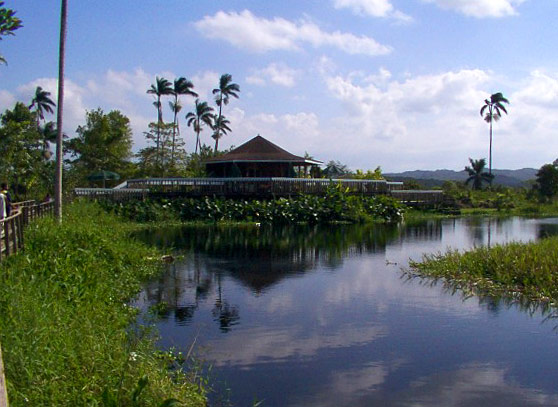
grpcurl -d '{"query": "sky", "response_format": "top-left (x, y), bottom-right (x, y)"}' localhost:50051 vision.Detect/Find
top-left (1, 0), bottom-right (558, 172)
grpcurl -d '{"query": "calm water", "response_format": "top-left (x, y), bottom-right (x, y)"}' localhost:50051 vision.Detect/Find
top-left (136, 217), bottom-right (558, 407)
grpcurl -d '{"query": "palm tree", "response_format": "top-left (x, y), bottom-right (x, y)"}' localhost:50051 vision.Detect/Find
top-left (185, 100), bottom-right (214, 154)
top-left (38, 121), bottom-right (57, 159)
top-left (212, 74), bottom-right (239, 153)
top-left (147, 76), bottom-right (173, 163)
top-left (480, 92), bottom-right (510, 179)
top-left (170, 77), bottom-right (197, 161)
top-left (465, 158), bottom-right (494, 190)
top-left (211, 114), bottom-right (231, 153)
top-left (55, 0), bottom-right (67, 222)
top-left (29, 86), bottom-right (56, 127)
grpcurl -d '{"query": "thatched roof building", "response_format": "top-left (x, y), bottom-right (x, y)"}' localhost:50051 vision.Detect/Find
top-left (205, 135), bottom-right (322, 178)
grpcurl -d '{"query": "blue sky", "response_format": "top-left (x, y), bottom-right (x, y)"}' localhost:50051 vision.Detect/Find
top-left (1, 0), bottom-right (557, 172)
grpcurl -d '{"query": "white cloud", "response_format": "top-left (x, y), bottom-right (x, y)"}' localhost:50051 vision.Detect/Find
top-left (194, 10), bottom-right (392, 56)
top-left (421, 0), bottom-right (526, 18)
top-left (246, 63), bottom-right (300, 88)
top-left (333, 0), bottom-right (413, 22)
top-left (319, 68), bottom-right (495, 170)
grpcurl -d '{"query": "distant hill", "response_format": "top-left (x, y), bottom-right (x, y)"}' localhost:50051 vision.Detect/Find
top-left (384, 168), bottom-right (538, 188)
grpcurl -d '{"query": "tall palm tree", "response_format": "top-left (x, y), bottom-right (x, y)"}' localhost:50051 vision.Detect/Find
top-left (170, 77), bottom-right (197, 161)
top-left (29, 86), bottom-right (56, 127)
top-left (465, 158), bottom-right (494, 190)
top-left (480, 92), bottom-right (510, 179)
top-left (147, 76), bottom-right (173, 163)
top-left (212, 74), bottom-right (239, 153)
top-left (210, 114), bottom-right (231, 153)
top-left (55, 0), bottom-right (67, 222)
top-left (185, 100), bottom-right (214, 155)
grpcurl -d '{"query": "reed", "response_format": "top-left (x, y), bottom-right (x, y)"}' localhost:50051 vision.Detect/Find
top-left (409, 236), bottom-right (558, 303)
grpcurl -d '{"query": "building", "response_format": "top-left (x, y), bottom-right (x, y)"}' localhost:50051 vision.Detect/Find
top-left (205, 135), bottom-right (322, 178)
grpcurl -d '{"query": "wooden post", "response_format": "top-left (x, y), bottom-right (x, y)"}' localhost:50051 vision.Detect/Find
top-left (0, 343), bottom-right (8, 407)
top-left (3, 222), bottom-right (9, 256)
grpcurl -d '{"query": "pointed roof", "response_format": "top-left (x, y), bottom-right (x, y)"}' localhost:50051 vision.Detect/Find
top-left (205, 135), bottom-right (322, 164)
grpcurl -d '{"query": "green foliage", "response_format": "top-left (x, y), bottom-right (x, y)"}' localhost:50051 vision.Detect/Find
top-left (102, 186), bottom-right (405, 224)
top-left (66, 108), bottom-right (134, 187)
top-left (0, 1), bottom-right (22, 64)
top-left (0, 102), bottom-right (53, 198)
top-left (0, 201), bottom-right (206, 406)
top-left (353, 166), bottom-right (384, 180)
top-left (136, 122), bottom-right (186, 177)
top-left (464, 158), bottom-right (493, 190)
top-left (534, 163), bottom-right (558, 202)
top-left (323, 160), bottom-right (350, 178)
top-left (409, 236), bottom-right (558, 303)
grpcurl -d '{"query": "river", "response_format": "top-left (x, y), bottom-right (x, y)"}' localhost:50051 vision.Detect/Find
top-left (136, 217), bottom-right (558, 407)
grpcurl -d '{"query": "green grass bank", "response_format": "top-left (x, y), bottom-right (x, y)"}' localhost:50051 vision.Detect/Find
top-left (409, 236), bottom-right (558, 304)
top-left (0, 202), bottom-right (206, 406)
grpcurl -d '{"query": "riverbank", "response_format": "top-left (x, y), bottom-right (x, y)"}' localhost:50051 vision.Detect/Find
top-left (408, 235), bottom-right (558, 304)
top-left (0, 202), bottom-right (206, 406)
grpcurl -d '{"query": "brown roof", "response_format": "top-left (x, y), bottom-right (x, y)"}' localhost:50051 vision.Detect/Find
top-left (205, 135), bottom-right (322, 164)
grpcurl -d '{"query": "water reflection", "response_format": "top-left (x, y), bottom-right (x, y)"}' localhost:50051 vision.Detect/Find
top-left (135, 217), bottom-right (558, 407)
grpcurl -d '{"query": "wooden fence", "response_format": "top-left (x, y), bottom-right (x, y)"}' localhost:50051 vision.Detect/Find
top-left (0, 200), bottom-right (54, 261)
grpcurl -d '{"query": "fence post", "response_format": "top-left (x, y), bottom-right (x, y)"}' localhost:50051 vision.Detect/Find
top-left (0, 342), bottom-right (8, 407)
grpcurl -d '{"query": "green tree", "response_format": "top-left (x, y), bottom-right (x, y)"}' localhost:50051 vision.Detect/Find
top-left (169, 77), bottom-right (197, 160)
top-left (323, 160), bottom-right (350, 178)
top-left (29, 86), bottom-right (56, 152)
top-left (534, 163), bottom-right (558, 202)
top-left (211, 114), bottom-right (231, 153)
top-left (0, 1), bottom-right (22, 64)
top-left (147, 76), bottom-right (173, 163)
top-left (186, 99), bottom-right (214, 155)
top-left (29, 86), bottom-right (56, 125)
top-left (354, 167), bottom-right (384, 180)
top-left (66, 109), bottom-right (133, 185)
top-left (465, 158), bottom-right (494, 190)
top-left (480, 92), bottom-right (510, 179)
top-left (138, 122), bottom-right (186, 177)
top-left (0, 102), bottom-right (50, 197)
top-left (212, 74), bottom-right (239, 153)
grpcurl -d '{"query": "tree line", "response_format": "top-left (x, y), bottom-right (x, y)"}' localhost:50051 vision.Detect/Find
top-left (0, 72), bottom-right (240, 199)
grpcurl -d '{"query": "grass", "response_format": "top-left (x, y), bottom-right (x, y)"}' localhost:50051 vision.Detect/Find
top-left (409, 236), bottom-right (558, 305)
top-left (0, 201), bottom-right (207, 406)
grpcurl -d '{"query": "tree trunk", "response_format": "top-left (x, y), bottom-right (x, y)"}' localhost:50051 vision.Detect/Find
top-left (488, 105), bottom-right (493, 186)
top-left (55, 0), bottom-right (67, 223)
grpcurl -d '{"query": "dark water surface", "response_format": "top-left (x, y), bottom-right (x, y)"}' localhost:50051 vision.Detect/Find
top-left (136, 217), bottom-right (558, 407)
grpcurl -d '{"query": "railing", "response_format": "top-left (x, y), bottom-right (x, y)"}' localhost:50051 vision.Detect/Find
top-left (74, 188), bottom-right (148, 201)
top-left (391, 190), bottom-right (445, 206)
top-left (0, 200), bottom-right (54, 261)
top-left (124, 177), bottom-right (401, 197)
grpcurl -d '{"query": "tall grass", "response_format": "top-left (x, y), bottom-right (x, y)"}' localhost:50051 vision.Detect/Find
top-left (409, 236), bottom-right (558, 303)
top-left (0, 201), bottom-right (206, 406)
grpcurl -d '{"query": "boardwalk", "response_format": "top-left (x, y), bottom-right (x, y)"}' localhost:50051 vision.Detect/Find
top-left (75, 177), bottom-right (445, 205)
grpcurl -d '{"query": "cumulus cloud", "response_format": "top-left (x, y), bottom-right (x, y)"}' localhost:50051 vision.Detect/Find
top-left (246, 63), bottom-right (300, 87)
top-left (319, 68), bottom-right (495, 170)
top-left (421, 0), bottom-right (526, 18)
top-left (194, 10), bottom-right (392, 56)
top-left (333, 0), bottom-right (412, 22)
